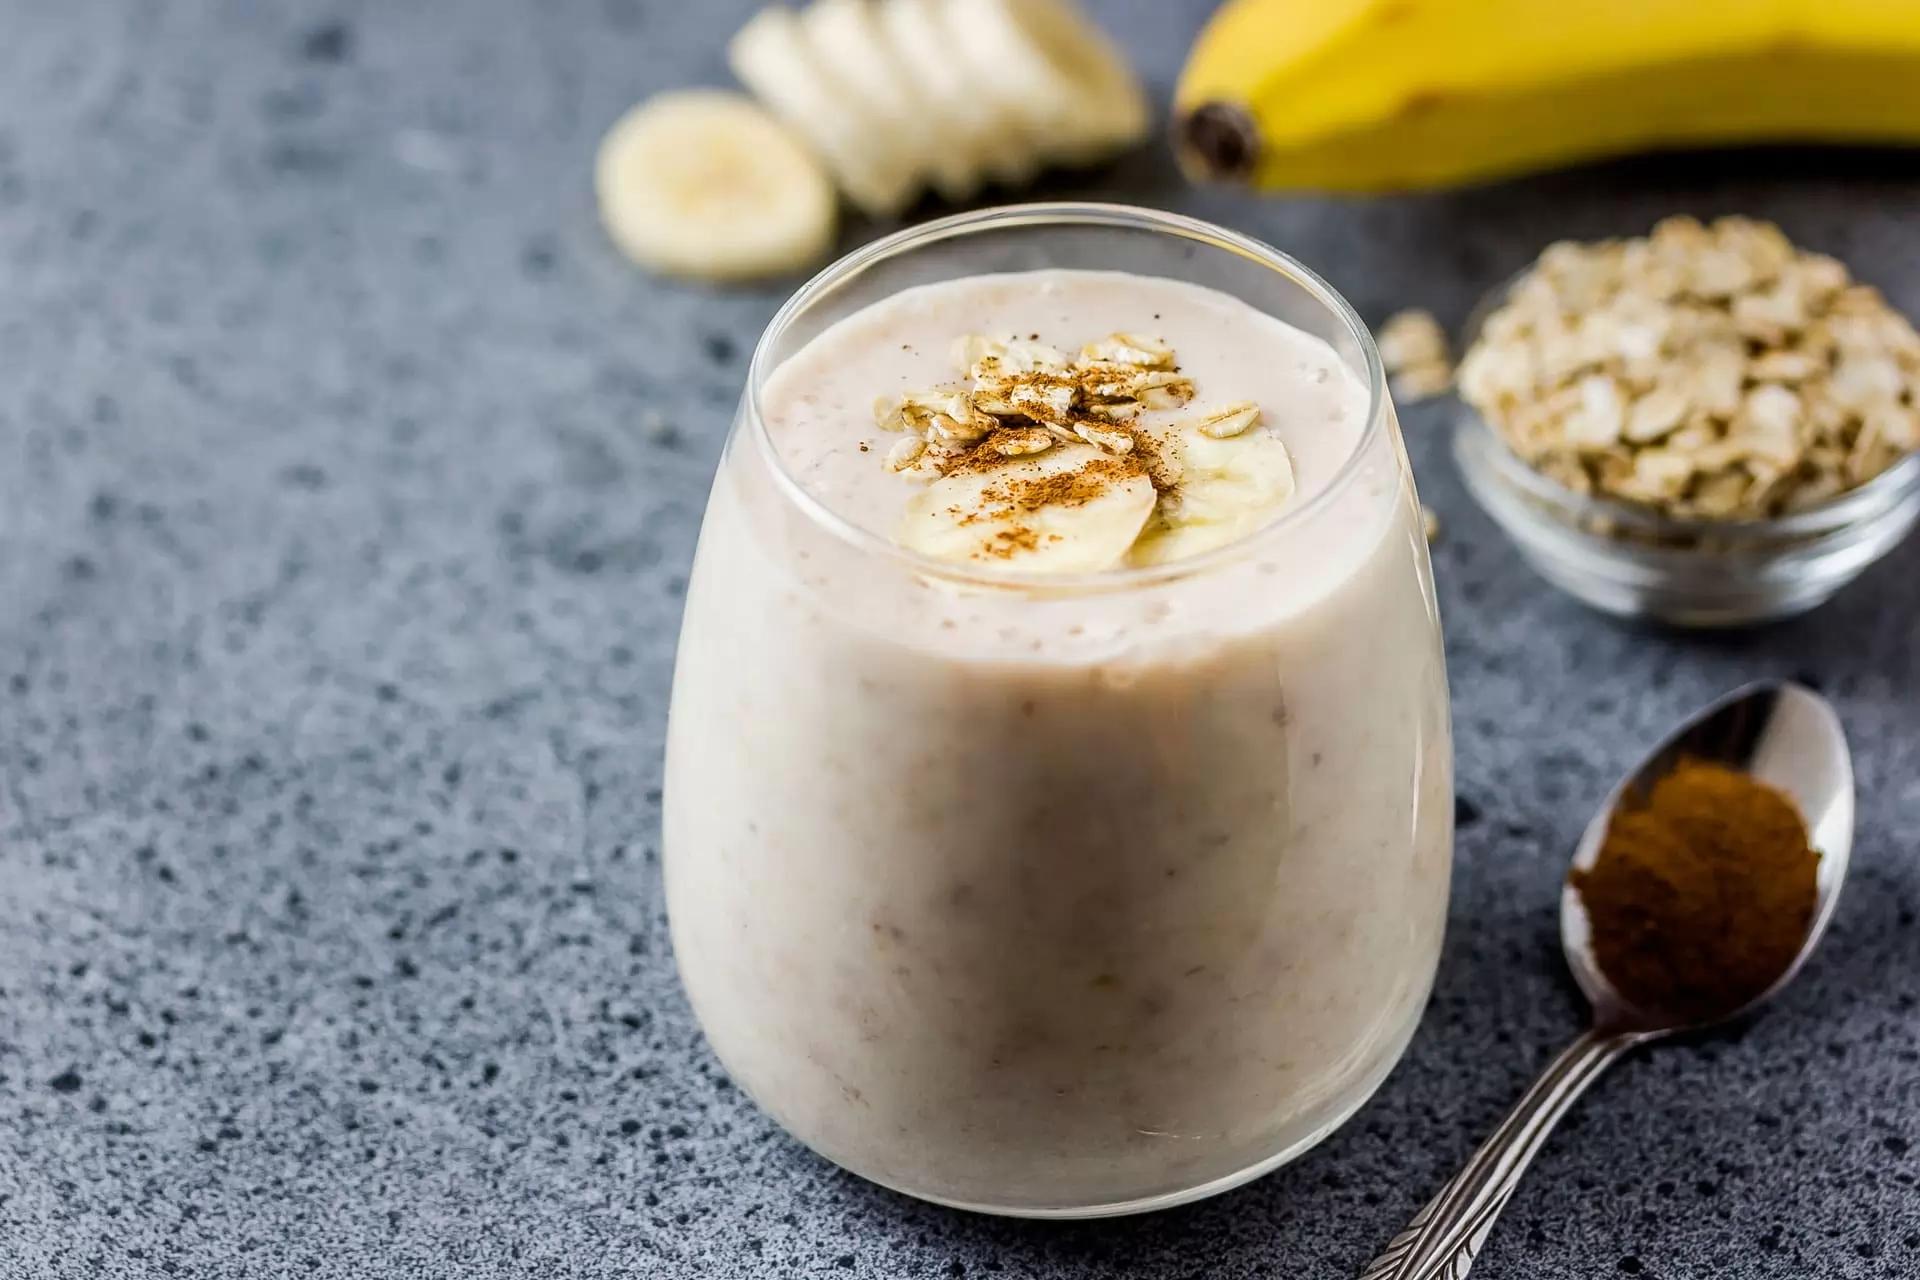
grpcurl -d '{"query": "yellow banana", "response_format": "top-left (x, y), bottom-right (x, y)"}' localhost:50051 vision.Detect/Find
top-left (1175, 0), bottom-right (1920, 192)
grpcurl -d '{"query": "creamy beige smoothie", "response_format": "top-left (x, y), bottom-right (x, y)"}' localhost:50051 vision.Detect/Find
top-left (664, 266), bottom-right (1451, 1214)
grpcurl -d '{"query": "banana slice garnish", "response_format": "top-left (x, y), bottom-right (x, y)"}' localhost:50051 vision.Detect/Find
top-left (1129, 419), bottom-right (1297, 567)
top-left (594, 90), bottom-right (837, 283)
top-left (898, 442), bottom-right (1156, 574)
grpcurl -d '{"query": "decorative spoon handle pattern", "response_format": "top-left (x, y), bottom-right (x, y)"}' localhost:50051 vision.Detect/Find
top-left (1358, 1030), bottom-right (1646, 1280)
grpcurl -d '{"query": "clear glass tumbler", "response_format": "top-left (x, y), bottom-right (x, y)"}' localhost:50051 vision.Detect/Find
top-left (663, 204), bottom-right (1452, 1217)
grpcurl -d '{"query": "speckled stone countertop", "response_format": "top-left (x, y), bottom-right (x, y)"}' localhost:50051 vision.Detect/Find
top-left (2, 2), bottom-right (1917, 1276)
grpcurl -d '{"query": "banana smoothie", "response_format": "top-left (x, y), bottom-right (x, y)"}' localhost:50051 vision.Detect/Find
top-left (665, 266), bottom-right (1451, 1213)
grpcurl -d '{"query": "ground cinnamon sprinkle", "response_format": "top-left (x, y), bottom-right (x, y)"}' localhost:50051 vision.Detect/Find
top-left (980, 526), bottom-right (1045, 558)
top-left (999, 457), bottom-right (1142, 509)
top-left (960, 455), bottom-right (1143, 517)
top-left (1572, 759), bottom-right (1819, 1021)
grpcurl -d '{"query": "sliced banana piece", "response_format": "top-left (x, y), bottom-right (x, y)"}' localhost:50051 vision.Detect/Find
top-left (730, 5), bottom-right (920, 218)
top-left (595, 90), bottom-right (837, 282)
top-left (879, 0), bottom-right (1006, 195)
top-left (947, 0), bottom-right (1149, 167)
top-left (898, 443), bottom-right (1155, 574)
top-left (803, 0), bottom-right (953, 203)
top-left (1130, 423), bottom-right (1297, 566)
top-left (939, 16), bottom-right (1048, 186)
top-left (906, 0), bottom-right (1044, 188)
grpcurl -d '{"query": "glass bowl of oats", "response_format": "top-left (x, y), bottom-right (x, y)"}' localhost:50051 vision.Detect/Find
top-left (1452, 216), bottom-right (1920, 627)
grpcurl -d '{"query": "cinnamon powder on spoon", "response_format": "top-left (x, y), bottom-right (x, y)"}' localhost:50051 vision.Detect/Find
top-left (1572, 759), bottom-right (1820, 1021)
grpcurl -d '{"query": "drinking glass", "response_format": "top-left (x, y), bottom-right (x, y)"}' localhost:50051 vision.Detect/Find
top-left (664, 203), bottom-right (1452, 1217)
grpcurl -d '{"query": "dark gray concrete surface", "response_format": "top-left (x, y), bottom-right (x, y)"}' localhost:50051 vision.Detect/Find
top-left (2, 2), bottom-right (1916, 1276)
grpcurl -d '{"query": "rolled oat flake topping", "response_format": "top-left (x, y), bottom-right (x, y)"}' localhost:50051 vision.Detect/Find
top-left (877, 331), bottom-right (1297, 571)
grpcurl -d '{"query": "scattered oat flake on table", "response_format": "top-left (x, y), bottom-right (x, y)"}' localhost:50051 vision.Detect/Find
top-left (1378, 309), bottom-right (1454, 403)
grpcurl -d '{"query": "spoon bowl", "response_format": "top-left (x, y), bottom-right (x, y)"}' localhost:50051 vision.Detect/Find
top-left (1561, 680), bottom-right (1855, 1033)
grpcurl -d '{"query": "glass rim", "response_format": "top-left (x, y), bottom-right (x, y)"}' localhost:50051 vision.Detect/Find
top-left (741, 201), bottom-right (1390, 594)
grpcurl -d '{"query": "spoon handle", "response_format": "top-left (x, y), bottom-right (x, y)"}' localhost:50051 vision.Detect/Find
top-left (1358, 1028), bottom-right (1645, 1280)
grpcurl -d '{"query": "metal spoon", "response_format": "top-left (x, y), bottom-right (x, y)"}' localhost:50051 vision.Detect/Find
top-left (1360, 681), bottom-right (1854, 1280)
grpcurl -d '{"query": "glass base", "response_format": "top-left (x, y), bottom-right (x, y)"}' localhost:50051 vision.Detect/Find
top-left (819, 1001), bottom-right (1428, 1220)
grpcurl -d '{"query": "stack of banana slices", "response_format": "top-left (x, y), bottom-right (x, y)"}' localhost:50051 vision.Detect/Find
top-left (597, 0), bottom-right (1148, 282)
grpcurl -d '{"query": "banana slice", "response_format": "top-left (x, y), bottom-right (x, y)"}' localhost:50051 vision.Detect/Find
top-left (730, 5), bottom-right (920, 217)
top-left (802, 0), bottom-right (951, 203)
top-left (1130, 423), bottom-right (1297, 566)
top-left (595, 90), bottom-right (837, 282)
top-left (947, 0), bottom-right (1149, 167)
top-left (879, 0), bottom-right (1006, 195)
top-left (935, 1), bottom-right (1046, 179)
top-left (898, 443), bottom-right (1155, 574)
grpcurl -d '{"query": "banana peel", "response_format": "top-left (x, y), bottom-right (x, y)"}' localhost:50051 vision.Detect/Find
top-left (1175, 0), bottom-right (1920, 192)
